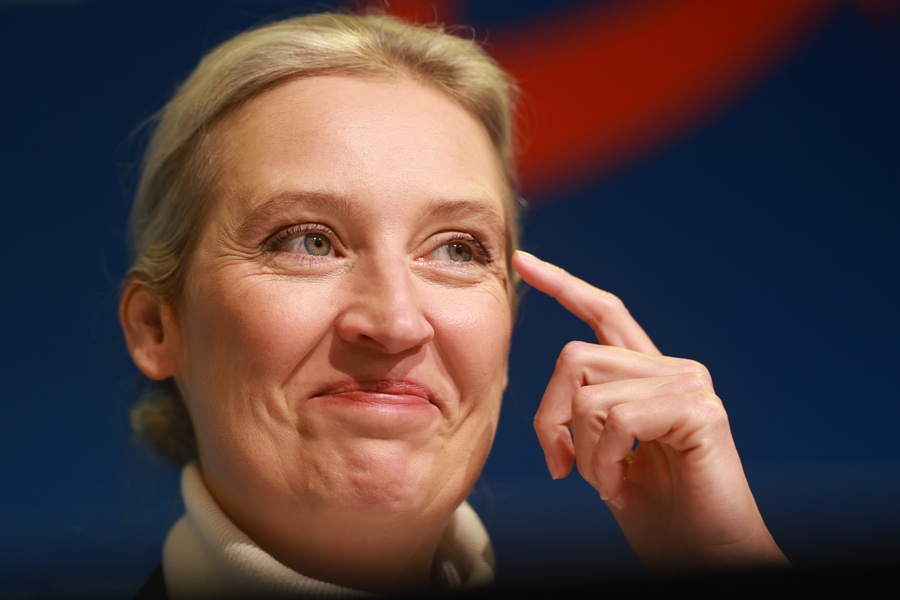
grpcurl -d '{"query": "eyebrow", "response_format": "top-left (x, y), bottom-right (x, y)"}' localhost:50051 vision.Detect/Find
top-left (419, 196), bottom-right (506, 239)
top-left (235, 190), bottom-right (364, 237)
top-left (234, 189), bottom-right (506, 240)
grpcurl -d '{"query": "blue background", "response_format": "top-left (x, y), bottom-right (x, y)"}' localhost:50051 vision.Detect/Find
top-left (2, 0), bottom-right (898, 596)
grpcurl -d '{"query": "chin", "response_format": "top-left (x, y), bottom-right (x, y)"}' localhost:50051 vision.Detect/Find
top-left (316, 438), bottom-right (473, 517)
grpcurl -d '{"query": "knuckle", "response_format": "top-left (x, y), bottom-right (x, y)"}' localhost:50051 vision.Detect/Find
top-left (603, 402), bottom-right (633, 433)
top-left (588, 291), bottom-right (627, 325)
top-left (679, 369), bottom-right (712, 391)
top-left (687, 389), bottom-right (727, 423)
top-left (677, 358), bottom-right (713, 383)
top-left (571, 387), bottom-right (594, 415)
top-left (600, 290), bottom-right (626, 312)
top-left (557, 340), bottom-right (591, 364)
top-left (532, 411), bottom-right (551, 433)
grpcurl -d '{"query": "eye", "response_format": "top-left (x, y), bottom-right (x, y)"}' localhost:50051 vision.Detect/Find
top-left (300, 233), bottom-right (332, 256)
top-left (426, 234), bottom-right (493, 264)
top-left (437, 241), bottom-right (473, 262)
top-left (266, 224), bottom-right (337, 258)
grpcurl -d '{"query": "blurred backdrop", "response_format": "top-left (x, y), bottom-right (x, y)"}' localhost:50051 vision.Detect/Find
top-left (2, 0), bottom-right (899, 596)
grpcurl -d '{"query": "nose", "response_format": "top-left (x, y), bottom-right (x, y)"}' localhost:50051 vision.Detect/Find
top-left (335, 260), bottom-right (434, 354)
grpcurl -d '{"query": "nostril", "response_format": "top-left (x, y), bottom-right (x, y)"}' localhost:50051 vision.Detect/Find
top-left (335, 304), bottom-right (433, 354)
top-left (333, 268), bottom-right (435, 354)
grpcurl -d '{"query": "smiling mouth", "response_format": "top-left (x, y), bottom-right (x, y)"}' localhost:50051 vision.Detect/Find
top-left (304, 379), bottom-right (444, 437)
top-left (310, 379), bottom-right (438, 407)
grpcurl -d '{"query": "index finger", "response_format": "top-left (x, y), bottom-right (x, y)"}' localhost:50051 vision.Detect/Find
top-left (512, 250), bottom-right (660, 356)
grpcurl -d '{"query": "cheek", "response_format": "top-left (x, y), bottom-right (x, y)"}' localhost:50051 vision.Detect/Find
top-left (433, 286), bottom-right (512, 403)
top-left (178, 276), bottom-right (340, 477)
top-left (229, 286), bottom-right (325, 366)
top-left (180, 277), bottom-right (335, 400)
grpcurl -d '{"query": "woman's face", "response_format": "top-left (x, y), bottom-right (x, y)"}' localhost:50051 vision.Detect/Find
top-left (168, 75), bottom-right (512, 535)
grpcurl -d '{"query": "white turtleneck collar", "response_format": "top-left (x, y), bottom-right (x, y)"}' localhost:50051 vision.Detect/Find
top-left (161, 463), bottom-right (495, 598)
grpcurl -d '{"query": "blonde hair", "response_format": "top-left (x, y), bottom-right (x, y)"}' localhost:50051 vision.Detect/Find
top-left (124, 11), bottom-right (521, 463)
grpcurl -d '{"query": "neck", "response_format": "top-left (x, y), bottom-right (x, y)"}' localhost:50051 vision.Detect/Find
top-left (246, 509), bottom-right (448, 594)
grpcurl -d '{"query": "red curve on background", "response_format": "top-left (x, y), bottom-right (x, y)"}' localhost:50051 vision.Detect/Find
top-left (364, 0), bottom-right (888, 202)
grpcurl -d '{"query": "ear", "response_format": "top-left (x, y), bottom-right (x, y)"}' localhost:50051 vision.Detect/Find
top-left (120, 280), bottom-right (181, 380)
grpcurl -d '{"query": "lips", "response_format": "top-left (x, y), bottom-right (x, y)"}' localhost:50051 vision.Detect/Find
top-left (309, 378), bottom-right (439, 408)
top-left (304, 379), bottom-right (443, 435)
top-left (312, 378), bottom-right (434, 397)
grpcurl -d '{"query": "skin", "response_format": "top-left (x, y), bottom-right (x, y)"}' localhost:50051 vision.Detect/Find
top-left (122, 75), bottom-right (513, 592)
top-left (120, 69), bottom-right (787, 596)
top-left (512, 250), bottom-right (789, 570)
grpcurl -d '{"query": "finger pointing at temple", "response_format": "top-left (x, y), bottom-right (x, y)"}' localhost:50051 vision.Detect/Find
top-left (512, 251), bottom-right (660, 355)
top-left (512, 250), bottom-right (661, 479)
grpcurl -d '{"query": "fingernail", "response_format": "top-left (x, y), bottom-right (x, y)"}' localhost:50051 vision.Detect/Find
top-left (597, 481), bottom-right (610, 500)
top-left (545, 456), bottom-right (559, 479)
top-left (515, 250), bottom-right (540, 264)
top-left (598, 482), bottom-right (625, 510)
top-left (606, 496), bottom-right (624, 511)
top-left (598, 487), bottom-right (623, 511)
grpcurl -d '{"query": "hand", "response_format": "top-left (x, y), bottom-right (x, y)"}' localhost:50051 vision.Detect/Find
top-left (512, 250), bottom-right (788, 570)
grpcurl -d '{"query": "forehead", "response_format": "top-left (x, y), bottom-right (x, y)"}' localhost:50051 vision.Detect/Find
top-left (208, 75), bottom-right (509, 223)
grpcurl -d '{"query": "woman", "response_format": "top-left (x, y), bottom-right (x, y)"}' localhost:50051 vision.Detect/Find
top-left (120, 10), bottom-right (787, 598)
